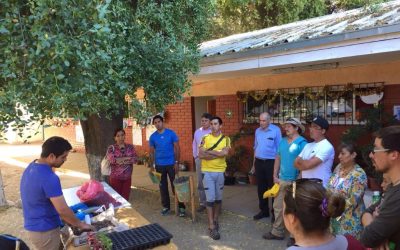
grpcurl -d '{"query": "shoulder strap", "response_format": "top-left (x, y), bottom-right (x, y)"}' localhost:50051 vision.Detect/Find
top-left (207, 135), bottom-right (225, 151)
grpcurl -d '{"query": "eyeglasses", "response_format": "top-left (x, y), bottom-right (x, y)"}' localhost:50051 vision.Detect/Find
top-left (291, 178), bottom-right (322, 199)
top-left (371, 148), bottom-right (390, 154)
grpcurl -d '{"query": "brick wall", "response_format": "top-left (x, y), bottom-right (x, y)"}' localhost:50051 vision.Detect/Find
top-left (44, 125), bottom-right (85, 152)
top-left (215, 95), bottom-right (241, 136)
top-left (130, 97), bottom-right (195, 170)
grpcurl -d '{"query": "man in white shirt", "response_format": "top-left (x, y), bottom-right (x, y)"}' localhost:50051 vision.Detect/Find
top-left (192, 113), bottom-right (212, 212)
top-left (294, 116), bottom-right (334, 186)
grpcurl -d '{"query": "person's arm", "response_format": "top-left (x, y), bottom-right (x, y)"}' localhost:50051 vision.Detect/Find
top-left (122, 145), bottom-right (137, 164)
top-left (174, 141), bottom-right (180, 174)
top-left (50, 196), bottom-right (94, 231)
top-left (192, 131), bottom-right (198, 159)
top-left (360, 188), bottom-right (400, 248)
top-left (106, 145), bottom-right (117, 164)
top-left (294, 156), bottom-right (322, 171)
top-left (149, 146), bottom-right (155, 171)
top-left (273, 155), bottom-right (281, 184)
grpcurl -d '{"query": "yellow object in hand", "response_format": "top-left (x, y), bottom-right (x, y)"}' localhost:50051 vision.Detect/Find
top-left (263, 183), bottom-right (280, 199)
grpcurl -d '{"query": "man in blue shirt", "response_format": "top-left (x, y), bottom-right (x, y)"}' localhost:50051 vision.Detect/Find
top-left (252, 112), bottom-right (282, 221)
top-left (20, 136), bottom-right (93, 250)
top-left (149, 115), bottom-right (185, 216)
top-left (262, 118), bottom-right (307, 247)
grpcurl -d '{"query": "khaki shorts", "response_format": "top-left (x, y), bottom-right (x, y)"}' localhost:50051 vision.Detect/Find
top-left (27, 227), bottom-right (60, 250)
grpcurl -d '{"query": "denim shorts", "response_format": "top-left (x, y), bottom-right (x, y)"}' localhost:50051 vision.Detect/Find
top-left (202, 171), bottom-right (224, 202)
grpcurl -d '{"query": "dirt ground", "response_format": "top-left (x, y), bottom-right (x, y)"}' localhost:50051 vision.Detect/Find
top-left (0, 161), bottom-right (286, 250)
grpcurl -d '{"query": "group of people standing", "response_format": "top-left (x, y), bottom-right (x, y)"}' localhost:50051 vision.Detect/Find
top-left (19, 111), bottom-right (400, 250)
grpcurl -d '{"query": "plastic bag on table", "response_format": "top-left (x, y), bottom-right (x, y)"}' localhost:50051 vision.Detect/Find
top-left (76, 180), bottom-right (104, 202)
top-left (83, 191), bottom-right (121, 209)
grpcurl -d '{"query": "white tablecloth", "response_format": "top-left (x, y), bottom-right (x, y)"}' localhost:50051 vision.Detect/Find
top-left (63, 181), bottom-right (131, 208)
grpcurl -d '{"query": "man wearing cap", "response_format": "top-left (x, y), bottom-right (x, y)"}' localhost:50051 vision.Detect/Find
top-left (294, 116), bottom-right (335, 187)
top-left (252, 112), bottom-right (282, 220)
top-left (263, 118), bottom-right (308, 246)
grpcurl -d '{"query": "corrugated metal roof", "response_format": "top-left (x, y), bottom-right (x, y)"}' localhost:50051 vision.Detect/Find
top-left (200, 0), bottom-right (400, 57)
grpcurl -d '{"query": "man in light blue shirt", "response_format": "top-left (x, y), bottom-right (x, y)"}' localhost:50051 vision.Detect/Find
top-left (252, 112), bottom-right (282, 221)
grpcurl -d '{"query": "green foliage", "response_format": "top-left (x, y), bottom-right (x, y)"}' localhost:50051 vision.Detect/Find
top-left (0, 0), bottom-right (213, 136)
top-left (210, 0), bottom-right (327, 39)
top-left (332, 0), bottom-right (388, 11)
top-left (341, 105), bottom-right (398, 180)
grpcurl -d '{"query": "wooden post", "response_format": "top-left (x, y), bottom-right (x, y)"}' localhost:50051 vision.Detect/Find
top-left (189, 175), bottom-right (196, 222)
top-left (0, 169), bottom-right (7, 207)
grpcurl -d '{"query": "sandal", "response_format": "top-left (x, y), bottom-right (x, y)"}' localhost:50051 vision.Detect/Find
top-left (209, 228), bottom-right (220, 240)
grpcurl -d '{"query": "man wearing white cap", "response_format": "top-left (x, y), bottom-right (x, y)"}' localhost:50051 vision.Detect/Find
top-left (294, 116), bottom-right (335, 187)
top-left (263, 118), bottom-right (308, 247)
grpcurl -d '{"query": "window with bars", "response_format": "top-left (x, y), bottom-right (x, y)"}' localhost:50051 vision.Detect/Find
top-left (238, 82), bottom-right (383, 125)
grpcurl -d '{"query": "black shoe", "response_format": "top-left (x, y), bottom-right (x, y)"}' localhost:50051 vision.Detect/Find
top-left (253, 211), bottom-right (269, 220)
top-left (262, 232), bottom-right (284, 240)
top-left (287, 237), bottom-right (295, 247)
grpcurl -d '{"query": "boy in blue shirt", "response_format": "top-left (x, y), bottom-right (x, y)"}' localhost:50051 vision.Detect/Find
top-left (149, 115), bottom-right (185, 216)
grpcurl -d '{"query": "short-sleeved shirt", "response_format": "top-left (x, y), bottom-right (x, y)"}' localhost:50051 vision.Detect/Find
top-left (254, 124), bottom-right (282, 160)
top-left (149, 128), bottom-right (178, 166)
top-left (278, 136), bottom-right (307, 181)
top-left (200, 133), bottom-right (231, 172)
top-left (298, 139), bottom-right (335, 187)
top-left (287, 235), bottom-right (348, 250)
top-left (20, 161), bottom-right (63, 232)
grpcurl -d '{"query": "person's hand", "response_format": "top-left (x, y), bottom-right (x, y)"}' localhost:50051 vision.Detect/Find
top-left (375, 240), bottom-right (390, 250)
top-left (249, 165), bottom-right (255, 175)
top-left (373, 207), bottom-right (380, 218)
top-left (273, 176), bottom-right (280, 184)
top-left (78, 222), bottom-right (95, 232)
top-left (174, 162), bottom-right (179, 176)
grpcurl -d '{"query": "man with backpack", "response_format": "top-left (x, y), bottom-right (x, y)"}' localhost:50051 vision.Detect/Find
top-left (198, 116), bottom-right (230, 240)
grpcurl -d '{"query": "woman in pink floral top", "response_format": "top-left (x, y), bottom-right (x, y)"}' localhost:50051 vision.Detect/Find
top-left (106, 128), bottom-right (137, 200)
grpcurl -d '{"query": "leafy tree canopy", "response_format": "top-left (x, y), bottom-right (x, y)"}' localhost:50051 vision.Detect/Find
top-left (0, 0), bottom-right (213, 135)
top-left (209, 0), bottom-right (389, 39)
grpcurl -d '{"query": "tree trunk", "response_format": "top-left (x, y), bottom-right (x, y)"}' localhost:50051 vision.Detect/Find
top-left (80, 111), bottom-right (124, 180)
top-left (0, 169), bottom-right (7, 207)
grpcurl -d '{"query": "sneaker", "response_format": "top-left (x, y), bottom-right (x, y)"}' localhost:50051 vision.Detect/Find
top-left (262, 232), bottom-right (284, 240)
top-left (178, 208), bottom-right (186, 217)
top-left (287, 237), bottom-right (295, 247)
top-left (197, 205), bottom-right (206, 213)
top-left (161, 207), bottom-right (170, 216)
top-left (253, 211), bottom-right (269, 220)
top-left (209, 228), bottom-right (220, 240)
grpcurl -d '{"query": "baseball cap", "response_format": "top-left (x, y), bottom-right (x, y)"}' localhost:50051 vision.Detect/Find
top-left (311, 116), bottom-right (329, 130)
top-left (283, 118), bottom-right (305, 134)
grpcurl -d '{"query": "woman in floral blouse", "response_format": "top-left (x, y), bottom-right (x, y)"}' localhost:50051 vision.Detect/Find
top-left (106, 128), bottom-right (137, 200)
top-left (327, 142), bottom-right (367, 239)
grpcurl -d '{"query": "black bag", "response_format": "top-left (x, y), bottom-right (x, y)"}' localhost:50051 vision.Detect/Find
top-left (0, 234), bottom-right (29, 250)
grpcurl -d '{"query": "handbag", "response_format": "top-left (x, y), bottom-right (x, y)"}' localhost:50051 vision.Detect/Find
top-left (101, 145), bottom-right (114, 176)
